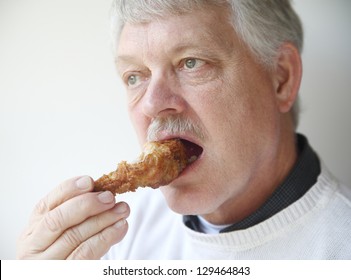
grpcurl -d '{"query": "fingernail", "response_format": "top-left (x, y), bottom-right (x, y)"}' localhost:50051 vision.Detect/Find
top-left (98, 191), bottom-right (115, 204)
top-left (113, 203), bottom-right (128, 214)
top-left (76, 176), bottom-right (92, 190)
top-left (114, 219), bottom-right (126, 229)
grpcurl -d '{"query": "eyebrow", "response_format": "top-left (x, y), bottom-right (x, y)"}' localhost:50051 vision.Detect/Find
top-left (115, 29), bottom-right (235, 72)
top-left (115, 55), bottom-right (138, 66)
top-left (116, 43), bottom-right (222, 65)
top-left (115, 55), bottom-right (142, 74)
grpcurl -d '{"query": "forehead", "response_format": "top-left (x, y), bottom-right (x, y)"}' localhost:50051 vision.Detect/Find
top-left (116, 6), bottom-right (238, 63)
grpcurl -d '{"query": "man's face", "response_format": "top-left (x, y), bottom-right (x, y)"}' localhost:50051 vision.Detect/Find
top-left (116, 6), bottom-right (283, 222)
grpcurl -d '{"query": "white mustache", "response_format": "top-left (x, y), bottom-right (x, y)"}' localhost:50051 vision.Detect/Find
top-left (147, 115), bottom-right (206, 142)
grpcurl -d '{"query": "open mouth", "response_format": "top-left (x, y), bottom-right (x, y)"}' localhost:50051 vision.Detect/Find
top-left (179, 138), bottom-right (204, 165)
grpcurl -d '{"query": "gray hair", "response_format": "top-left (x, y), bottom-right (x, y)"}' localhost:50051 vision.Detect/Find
top-left (110, 0), bottom-right (303, 128)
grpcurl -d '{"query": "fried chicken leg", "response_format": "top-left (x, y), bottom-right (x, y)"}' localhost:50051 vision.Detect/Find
top-left (94, 139), bottom-right (188, 194)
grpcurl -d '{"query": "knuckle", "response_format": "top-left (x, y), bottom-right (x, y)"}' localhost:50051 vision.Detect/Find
top-left (16, 246), bottom-right (37, 260)
top-left (84, 240), bottom-right (96, 259)
top-left (76, 196), bottom-right (90, 212)
top-left (34, 198), bottom-right (49, 215)
top-left (68, 229), bottom-right (116, 260)
top-left (69, 240), bottom-right (96, 260)
top-left (61, 227), bottom-right (84, 249)
top-left (16, 235), bottom-right (41, 260)
top-left (91, 214), bottom-right (108, 230)
top-left (98, 230), bottom-right (110, 244)
top-left (55, 182), bottom-right (66, 200)
top-left (103, 223), bottom-right (128, 245)
top-left (43, 209), bottom-right (64, 233)
top-left (16, 223), bottom-right (50, 259)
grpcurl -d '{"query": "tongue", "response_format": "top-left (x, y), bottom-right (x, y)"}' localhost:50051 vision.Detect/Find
top-left (180, 139), bottom-right (203, 163)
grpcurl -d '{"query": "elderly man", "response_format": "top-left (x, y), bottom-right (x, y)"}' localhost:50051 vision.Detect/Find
top-left (17, 0), bottom-right (351, 259)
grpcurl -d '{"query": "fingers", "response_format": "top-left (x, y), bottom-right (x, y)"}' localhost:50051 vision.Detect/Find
top-left (68, 220), bottom-right (129, 260)
top-left (17, 176), bottom-right (96, 259)
top-left (44, 202), bottom-right (130, 259)
top-left (30, 176), bottom-right (94, 223)
top-left (27, 191), bottom-right (116, 254)
top-left (17, 175), bottom-right (131, 260)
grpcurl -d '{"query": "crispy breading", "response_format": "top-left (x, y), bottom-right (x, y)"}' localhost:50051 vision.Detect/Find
top-left (94, 139), bottom-right (188, 194)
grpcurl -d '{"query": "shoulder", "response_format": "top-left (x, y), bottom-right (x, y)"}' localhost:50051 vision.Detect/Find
top-left (337, 182), bottom-right (351, 207)
top-left (310, 164), bottom-right (351, 258)
top-left (319, 163), bottom-right (351, 209)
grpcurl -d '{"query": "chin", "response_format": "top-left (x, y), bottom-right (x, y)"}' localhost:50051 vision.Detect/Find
top-left (160, 184), bottom-right (218, 216)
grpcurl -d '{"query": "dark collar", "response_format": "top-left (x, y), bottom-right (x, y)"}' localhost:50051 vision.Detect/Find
top-left (183, 134), bottom-right (321, 233)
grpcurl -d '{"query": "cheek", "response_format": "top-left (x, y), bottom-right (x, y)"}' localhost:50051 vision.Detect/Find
top-left (128, 108), bottom-right (149, 145)
top-left (219, 69), bottom-right (278, 130)
top-left (201, 72), bottom-right (280, 165)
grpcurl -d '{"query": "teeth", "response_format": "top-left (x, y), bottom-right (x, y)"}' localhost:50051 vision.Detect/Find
top-left (188, 155), bottom-right (198, 164)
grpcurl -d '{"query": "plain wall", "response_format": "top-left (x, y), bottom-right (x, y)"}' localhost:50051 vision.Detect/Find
top-left (0, 0), bottom-right (350, 259)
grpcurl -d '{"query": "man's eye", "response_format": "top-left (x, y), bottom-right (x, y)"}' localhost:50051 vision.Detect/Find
top-left (184, 58), bottom-right (205, 70)
top-left (127, 74), bottom-right (140, 86)
top-left (185, 58), bottom-right (197, 69)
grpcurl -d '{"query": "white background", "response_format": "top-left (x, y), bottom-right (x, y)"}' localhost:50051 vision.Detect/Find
top-left (0, 0), bottom-right (350, 259)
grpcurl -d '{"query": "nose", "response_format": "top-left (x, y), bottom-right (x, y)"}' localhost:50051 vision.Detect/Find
top-left (141, 72), bottom-right (186, 118)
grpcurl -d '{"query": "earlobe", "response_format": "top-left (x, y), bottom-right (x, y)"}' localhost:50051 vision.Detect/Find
top-left (274, 43), bottom-right (302, 113)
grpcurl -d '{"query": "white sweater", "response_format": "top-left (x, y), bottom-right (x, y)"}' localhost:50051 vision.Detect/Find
top-left (104, 164), bottom-right (351, 259)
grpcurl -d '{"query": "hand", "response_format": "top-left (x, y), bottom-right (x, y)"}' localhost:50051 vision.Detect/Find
top-left (16, 176), bottom-right (130, 259)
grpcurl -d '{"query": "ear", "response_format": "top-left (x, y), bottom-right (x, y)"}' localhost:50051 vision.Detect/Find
top-left (273, 43), bottom-right (302, 113)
